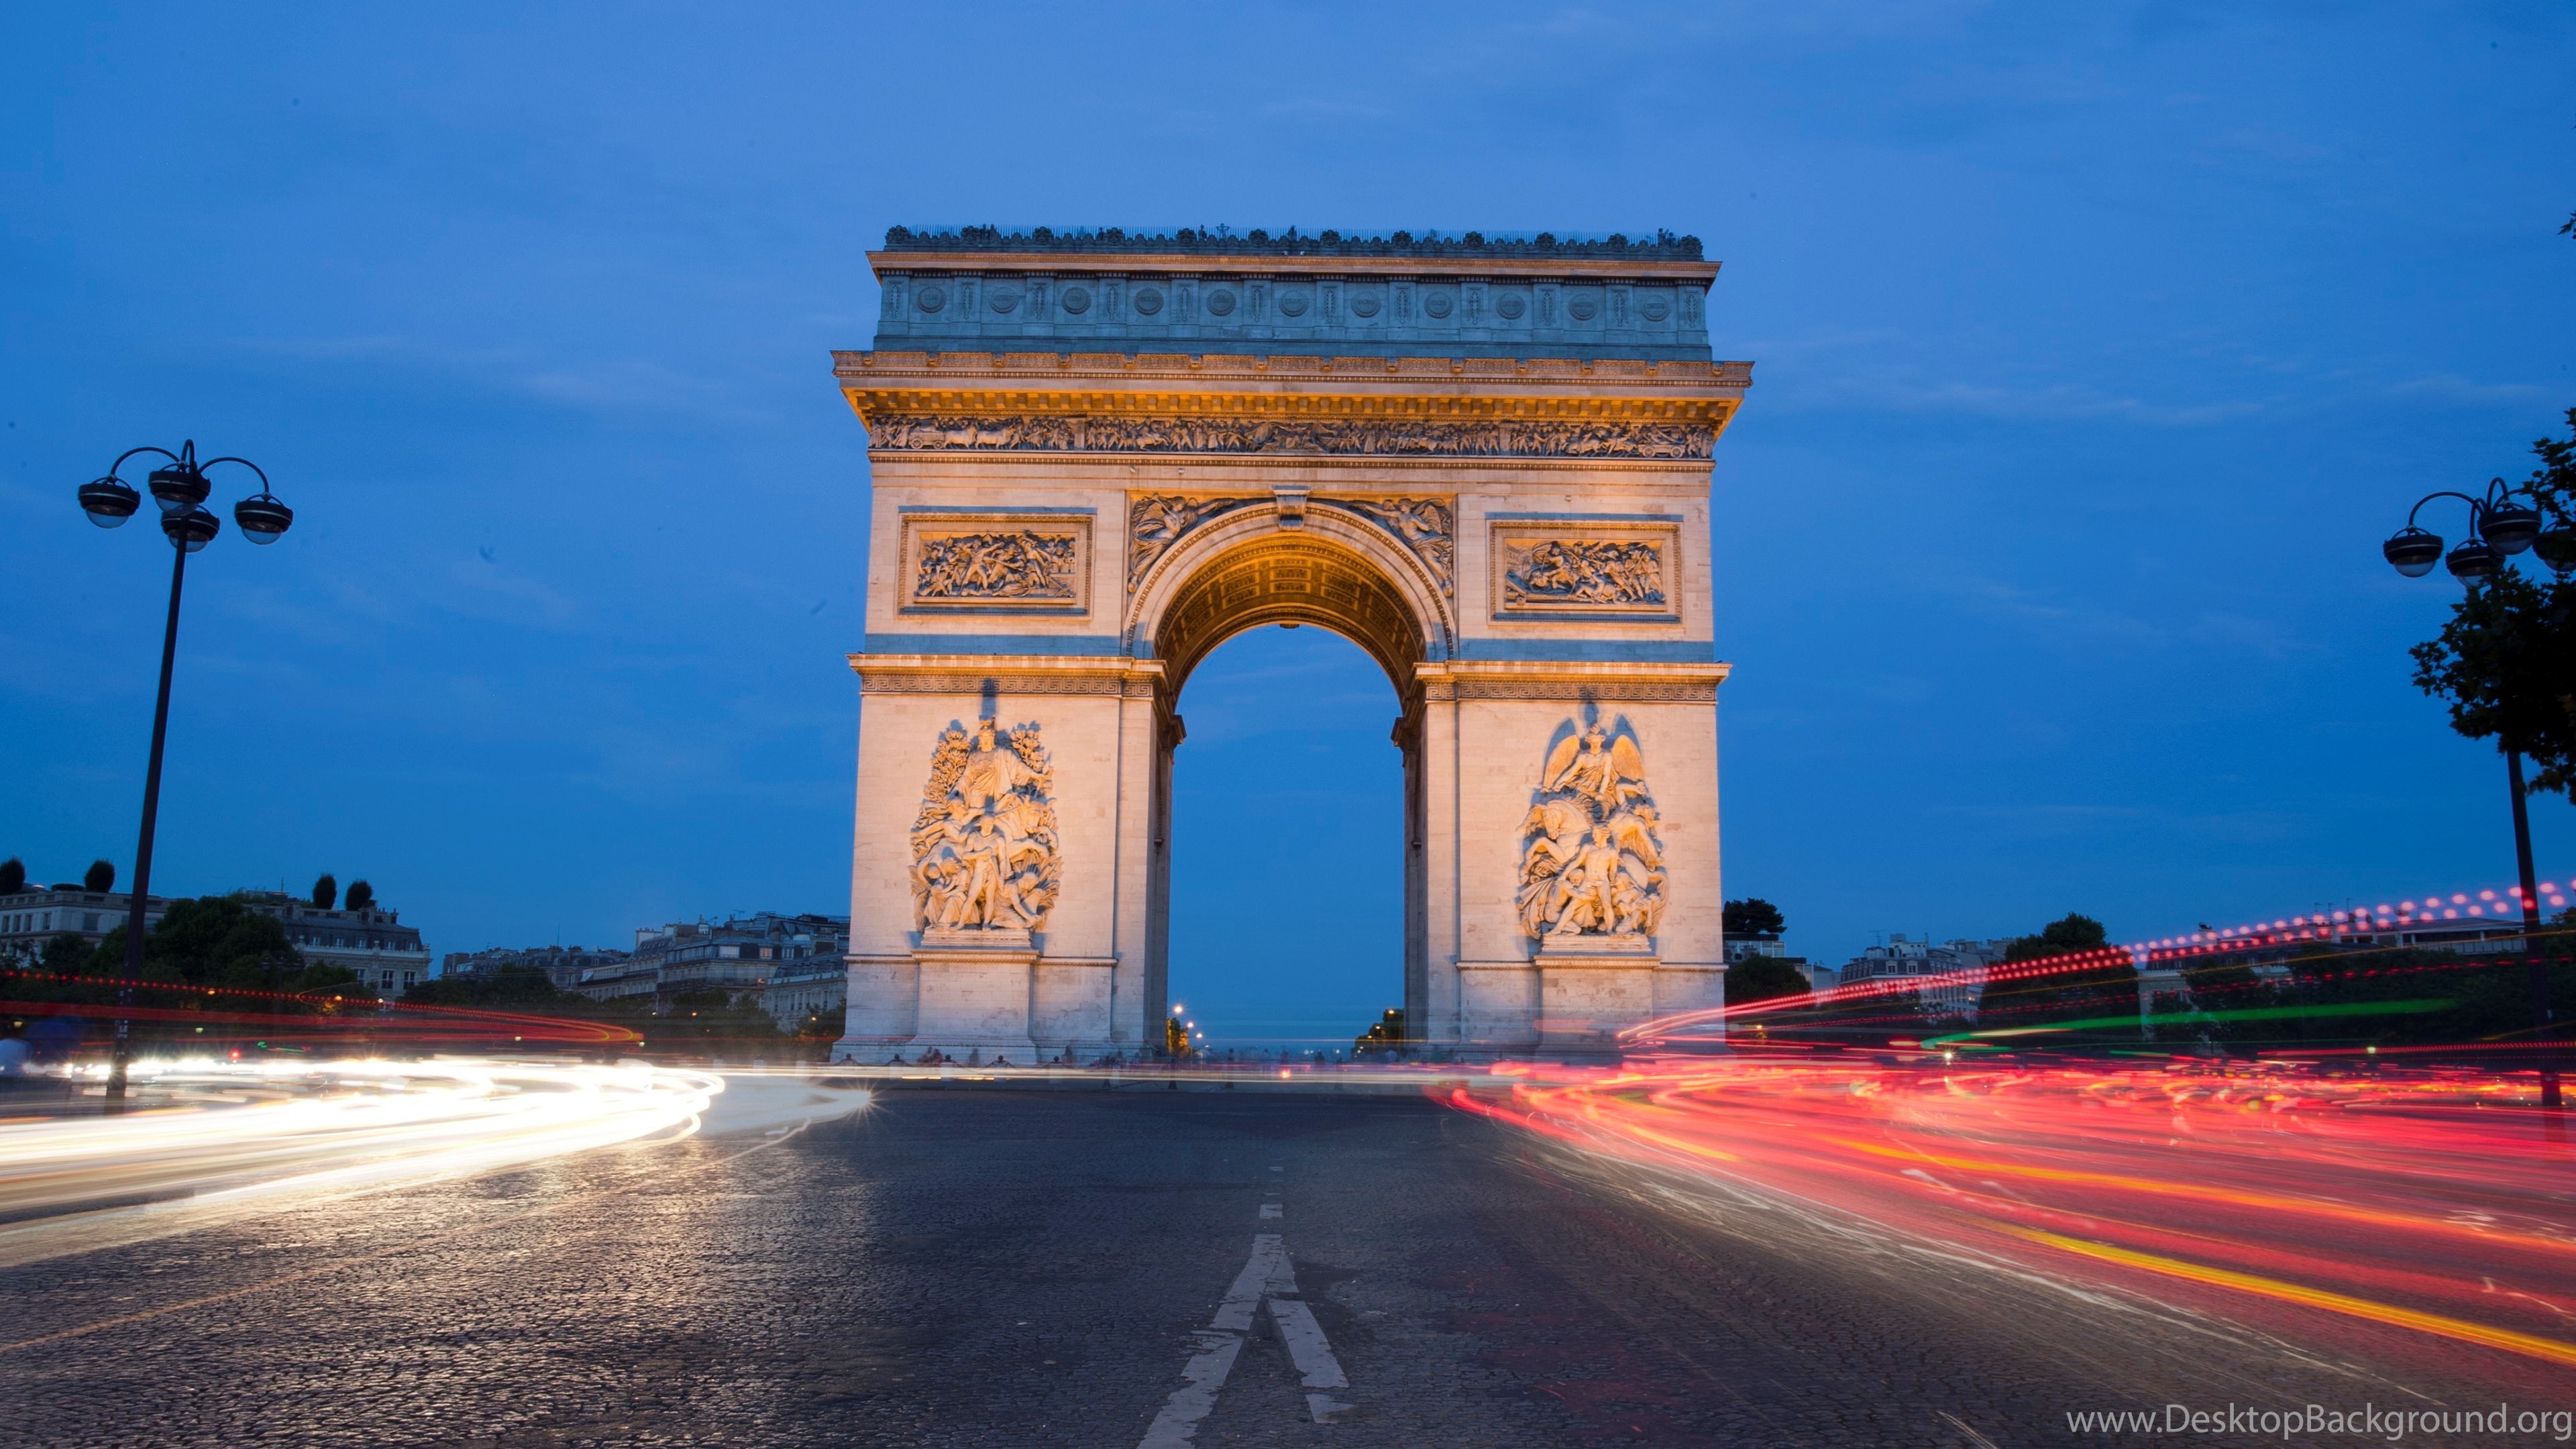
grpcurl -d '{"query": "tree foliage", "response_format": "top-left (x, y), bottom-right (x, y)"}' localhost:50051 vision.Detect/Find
top-left (402, 963), bottom-right (564, 1008)
top-left (2003, 912), bottom-right (2110, 962)
top-left (1723, 897), bottom-right (1786, 937)
top-left (343, 879), bottom-right (375, 911)
top-left (5, 894), bottom-right (372, 1038)
top-left (309, 873), bottom-right (337, 910)
top-left (1727, 952), bottom-right (1811, 1006)
top-left (1979, 912), bottom-right (2139, 1039)
top-left (0, 857), bottom-right (21, 894)
top-left (2408, 409), bottom-right (2576, 801)
top-left (83, 859), bottom-right (114, 893)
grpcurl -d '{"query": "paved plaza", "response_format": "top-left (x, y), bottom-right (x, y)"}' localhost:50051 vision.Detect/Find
top-left (1, 1087), bottom-right (2506, 1448)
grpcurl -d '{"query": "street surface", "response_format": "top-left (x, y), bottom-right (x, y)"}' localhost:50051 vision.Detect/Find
top-left (4, 1083), bottom-right (2565, 1447)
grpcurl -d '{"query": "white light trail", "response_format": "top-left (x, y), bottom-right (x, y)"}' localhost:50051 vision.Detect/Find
top-left (0, 1057), bottom-right (724, 1269)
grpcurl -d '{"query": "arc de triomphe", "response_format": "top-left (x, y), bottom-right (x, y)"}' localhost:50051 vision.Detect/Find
top-left (830, 227), bottom-right (1748, 1062)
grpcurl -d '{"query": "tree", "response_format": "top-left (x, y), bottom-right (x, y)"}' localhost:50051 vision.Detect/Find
top-left (405, 963), bottom-right (564, 1008)
top-left (1978, 912), bottom-right (2139, 1040)
top-left (1723, 898), bottom-right (1786, 938)
top-left (2003, 912), bottom-right (2110, 962)
top-left (84, 859), bottom-right (114, 893)
top-left (0, 858), bottom-right (23, 894)
top-left (310, 873), bottom-right (337, 910)
top-left (144, 896), bottom-right (319, 992)
top-left (2406, 416), bottom-right (2576, 800)
top-left (1727, 953), bottom-right (1810, 1006)
top-left (343, 879), bottom-right (375, 912)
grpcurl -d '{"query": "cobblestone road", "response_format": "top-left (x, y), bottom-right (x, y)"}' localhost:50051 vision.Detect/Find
top-left (0, 1087), bottom-right (2526, 1448)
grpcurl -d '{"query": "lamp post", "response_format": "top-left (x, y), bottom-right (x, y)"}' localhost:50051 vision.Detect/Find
top-left (2381, 477), bottom-right (2574, 1109)
top-left (78, 440), bottom-right (294, 1105)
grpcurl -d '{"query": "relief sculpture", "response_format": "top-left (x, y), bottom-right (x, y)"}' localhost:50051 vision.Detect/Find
top-left (1517, 723), bottom-right (1666, 943)
top-left (1344, 497), bottom-right (1455, 594)
top-left (911, 718), bottom-right (1061, 934)
top-left (869, 413), bottom-right (1712, 461)
top-left (1503, 539), bottom-right (1666, 608)
top-left (913, 530), bottom-right (1079, 600)
top-left (1128, 494), bottom-right (1254, 589)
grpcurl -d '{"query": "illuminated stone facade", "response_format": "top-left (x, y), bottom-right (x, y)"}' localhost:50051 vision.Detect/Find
top-left (833, 228), bottom-right (1747, 1061)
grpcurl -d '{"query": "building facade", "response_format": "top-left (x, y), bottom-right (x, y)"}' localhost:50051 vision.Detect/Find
top-left (1837, 936), bottom-right (2008, 1023)
top-left (238, 893), bottom-right (436, 996)
top-left (833, 227), bottom-right (1748, 1061)
top-left (0, 888), bottom-right (169, 965)
top-left (441, 944), bottom-right (631, 993)
top-left (763, 954), bottom-right (849, 1034)
top-left (580, 913), bottom-right (851, 1015)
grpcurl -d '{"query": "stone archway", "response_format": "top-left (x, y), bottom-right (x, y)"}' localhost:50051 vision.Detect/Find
top-left (1123, 505), bottom-right (1456, 1056)
top-left (830, 225), bottom-right (1749, 1064)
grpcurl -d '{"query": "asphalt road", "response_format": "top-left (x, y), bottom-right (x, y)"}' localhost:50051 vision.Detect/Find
top-left (1, 1086), bottom-right (2548, 1448)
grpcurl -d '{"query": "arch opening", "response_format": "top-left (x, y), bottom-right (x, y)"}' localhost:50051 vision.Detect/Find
top-left (1134, 523), bottom-right (1437, 1059)
top-left (1163, 625), bottom-right (1406, 1057)
top-left (1148, 532), bottom-right (1430, 706)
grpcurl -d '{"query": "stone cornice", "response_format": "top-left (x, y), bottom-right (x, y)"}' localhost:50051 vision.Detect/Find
top-left (869, 251), bottom-right (1722, 283)
top-left (839, 350), bottom-right (1748, 389)
top-left (834, 352), bottom-right (1752, 429)
top-left (849, 653), bottom-right (1167, 697)
top-left (844, 391), bottom-right (1738, 425)
top-left (849, 653), bottom-right (1165, 680)
top-left (1416, 659), bottom-right (1731, 703)
top-left (1421, 660), bottom-right (1731, 684)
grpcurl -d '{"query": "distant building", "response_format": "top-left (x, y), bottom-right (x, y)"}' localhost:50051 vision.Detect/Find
top-left (1723, 934), bottom-right (1786, 963)
top-left (576, 912), bottom-right (851, 1016)
top-left (1838, 936), bottom-right (2008, 1023)
top-left (2133, 914), bottom-right (2537, 1019)
top-left (0, 887), bottom-right (170, 965)
top-left (763, 953), bottom-right (849, 1033)
top-left (442, 944), bottom-right (630, 993)
top-left (237, 892), bottom-right (435, 997)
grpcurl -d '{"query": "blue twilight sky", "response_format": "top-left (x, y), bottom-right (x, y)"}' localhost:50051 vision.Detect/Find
top-left (4, 3), bottom-right (2573, 1048)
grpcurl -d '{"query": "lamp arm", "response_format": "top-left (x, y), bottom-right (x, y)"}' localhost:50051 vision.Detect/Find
top-left (2405, 491), bottom-right (2489, 531)
top-left (199, 457), bottom-right (274, 494)
top-left (106, 445), bottom-right (180, 477)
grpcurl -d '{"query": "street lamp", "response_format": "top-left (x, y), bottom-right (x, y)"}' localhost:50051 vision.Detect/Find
top-left (79, 440), bottom-right (294, 1104)
top-left (2381, 476), bottom-right (2567, 1108)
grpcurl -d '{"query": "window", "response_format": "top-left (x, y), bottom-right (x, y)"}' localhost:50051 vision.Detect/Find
top-left (84, 913), bottom-right (100, 931)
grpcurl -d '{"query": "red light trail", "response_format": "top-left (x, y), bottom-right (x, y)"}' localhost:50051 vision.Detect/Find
top-left (1, 965), bottom-right (640, 1047)
top-left (1449, 1057), bottom-right (2576, 1382)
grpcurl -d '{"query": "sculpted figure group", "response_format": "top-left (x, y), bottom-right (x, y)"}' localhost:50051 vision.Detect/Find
top-left (1503, 540), bottom-right (1666, 608)
top-left (1126, 494), bottom-right (1455, 592)
top-left (914, 530), bottom-right (1079, 601)
top-left (869, 413), bottom-right (1713, 462)
top-left (1518, 723), bottom-right (1667, 941)
top-left (911, 718), bottom-right (1061, 933)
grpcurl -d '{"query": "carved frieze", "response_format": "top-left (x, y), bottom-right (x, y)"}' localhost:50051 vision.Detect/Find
top-left (1489, 521), bottom-right (1681, 621)
top-left (1517, 722), bottom-right (1666, 944)
top-left (1126, 494), bottom-right (1458, 596)
top-left (867, 413), bottom-right (1713, 461)
top-left (901, 513), bottom-right (1091, 612)
top-left (1344, 497), bottom-right (1455, 595)
top-left (911, 718), bottom-right (1061, 934)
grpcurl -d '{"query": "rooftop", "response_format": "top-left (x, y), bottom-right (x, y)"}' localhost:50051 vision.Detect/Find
top-left (881, 225), bottom-right (1703, 262)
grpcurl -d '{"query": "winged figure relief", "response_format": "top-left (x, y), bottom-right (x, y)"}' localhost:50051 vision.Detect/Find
top-left (1542, 725), bottom-right (1649, 815)
top-left (1519, 723), bottom-right (1666, 941)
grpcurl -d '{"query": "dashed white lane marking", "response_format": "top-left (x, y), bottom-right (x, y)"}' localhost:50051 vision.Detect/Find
top-left (1136, 1232), bottom-right (1356, 1445)
top-left (1134, 1332), bottom-right (1242, 1449)
top-left (1258, 1203), bottom-right (1283, 1220)
top-left (1268, 1296), bottom-right (1356, 1421)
